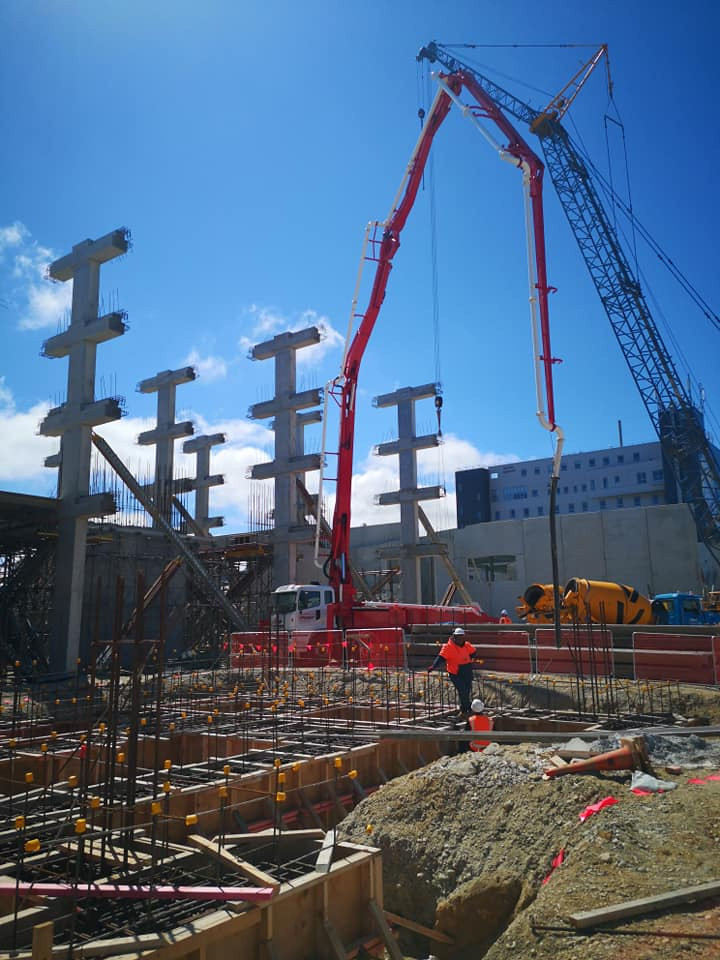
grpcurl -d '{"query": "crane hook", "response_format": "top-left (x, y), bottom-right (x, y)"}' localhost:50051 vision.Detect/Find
top-left (435, 394), bottom-right (443, 437)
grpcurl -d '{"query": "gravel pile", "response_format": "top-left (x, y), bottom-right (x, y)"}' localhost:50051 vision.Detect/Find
top-left (339, 732), bottom-right (720, 959)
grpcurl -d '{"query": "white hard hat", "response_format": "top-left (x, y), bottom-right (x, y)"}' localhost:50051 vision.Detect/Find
top-left (471, 699), bottom-right (485, 713)
top-left (501, 609), bottom-right (508, 616)
top-left (453, 627), bottom-right (466, 636)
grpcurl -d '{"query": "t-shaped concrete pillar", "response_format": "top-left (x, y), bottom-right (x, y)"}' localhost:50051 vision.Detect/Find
top-left (39, 228), bottom-right (129, 674)
top-left (247, 328), bottom-right (322, 586)
top-left (373, 382), bottom-right (444, 603)
top-left (183, 432), bottom-right (226, 535)
top-left (137, 367), bottom-right (196, 525)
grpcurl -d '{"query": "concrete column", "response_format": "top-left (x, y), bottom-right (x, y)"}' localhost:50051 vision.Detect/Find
top-left (373, 382), bottom-right (444, 603)
top-left (183, 432), bottom-right (226, 534)
top-left (247, 328), bottom-right (323, 587)
top-left (39, 228), bottom-right (129, 674)
top-left (137, 368), bottom-right (196, 525)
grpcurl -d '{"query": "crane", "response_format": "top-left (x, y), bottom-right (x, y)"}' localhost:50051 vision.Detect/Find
top-left (417, 42), bottom-right (720, 563)
top-left (315, 70), bottom-right (564, 630)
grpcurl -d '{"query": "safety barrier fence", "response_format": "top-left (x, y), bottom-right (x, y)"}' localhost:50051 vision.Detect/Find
top-left (230, 628), bottom-right (406, 670)
top-left (231, 627), bottom-right (720, 685)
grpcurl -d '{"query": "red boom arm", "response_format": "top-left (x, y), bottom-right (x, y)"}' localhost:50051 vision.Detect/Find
top-left (326, 73), bottom-right (557, 625)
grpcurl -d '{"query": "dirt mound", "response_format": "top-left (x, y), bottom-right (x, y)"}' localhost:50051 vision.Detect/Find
top-left (338, 735), bottom-right (720, 958)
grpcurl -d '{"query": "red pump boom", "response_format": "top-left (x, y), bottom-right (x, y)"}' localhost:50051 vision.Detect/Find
top-left (322, 72), bottom-right (562, 628)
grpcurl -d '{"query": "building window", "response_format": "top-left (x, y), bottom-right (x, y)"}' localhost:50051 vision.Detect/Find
top-left (600, 499), bottom-right (607, 510)
top-left (569, 503), bottom-right (575, 513)
top-left (633, 452), bottom-right (640, 462)
top-left (563, 486), bottom-right (568, 494)
top-left (561, 464), bottom-right (567, 471)
top-left (532, 489), bottom-right (538, 497)
top-left (603, 456), bottom-right (610, 466)
top-left (590, 479), bottom-right (595, 490)
top-left (581, 483), bottom-right (587, 492)
top-left (582, 501), bottom-right (588, 511)
top-left (467, 554), bottom-right (517, 583)
top-left (652, 469), bottom-right (663, 481)
top-left (574, 461), bottom-right (581, 469)
top-left (573, 485), bottom-right (578, 493)
top-left (523, 507), bottom-right (529, 517)
top-left (652, 495), bottom-right (659, 505)
top-left (534, 467), bottom-right (540, 475)
top-left (537, 506), bottom-right (544, 516)
top-left (491, 472), bottom-right (499, 479)
top-left (615, 475), bottom-right (621, 484)
top-left (634, 496), bottom-right (641, 506)
top-left (616, 497), bottom-right (624, 508)
top-left (637, 472), bottom-right (647, 484)
top-left (494, 511), bottom-right (500, 520)
top-left (617, 454), bottom-right (624, 464)
top-left (510, 509), bottom-right (516, 518)
top-left (603, 477), bottom-right (609, 489)
top-left (503, 485), bottom-right (528, 500)
top-left (521, 468), bottom-right (527, 476)
top-left (589, 458), bottom-right (596, 467)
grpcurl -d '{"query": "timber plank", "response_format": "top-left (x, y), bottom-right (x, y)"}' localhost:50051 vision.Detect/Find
top-left (568, 879), bottom-right (720, 929)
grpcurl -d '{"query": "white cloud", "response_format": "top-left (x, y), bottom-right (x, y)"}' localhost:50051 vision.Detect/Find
top-left (20, 281), bottom-right (72, 331)
top-left (0, 221), bottom-right (72, 331)
top-left (0, 376), bottom-right (14, 409)
top-left (239, 304), bottom-right (345, 370)
top-left (0, 221), bottom-right (29, 253)
top-left (0, 389), bottom-right (56, 486)
top-left (184, 349), bottom-right (228, 383)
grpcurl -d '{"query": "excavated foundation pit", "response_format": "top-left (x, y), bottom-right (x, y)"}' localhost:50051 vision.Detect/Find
top-left (0, 664), bottom-right (709, 958)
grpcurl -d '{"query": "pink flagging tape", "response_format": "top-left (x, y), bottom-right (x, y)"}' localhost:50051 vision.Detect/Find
top-left (578, 796), bottom-right (619, 822)
top-left (541, 848), bottom-right (566, 885)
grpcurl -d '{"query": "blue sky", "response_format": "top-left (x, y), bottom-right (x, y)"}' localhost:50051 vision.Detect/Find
top-left (1, 1), bottom-right (719, 532)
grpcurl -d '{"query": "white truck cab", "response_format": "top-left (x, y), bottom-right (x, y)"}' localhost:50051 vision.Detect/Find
top-left (271, 584), bottom-right (335, 632)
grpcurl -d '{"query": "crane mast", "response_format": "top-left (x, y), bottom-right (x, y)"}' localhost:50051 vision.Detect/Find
top-left (418, 42), bottom-right (720, 560)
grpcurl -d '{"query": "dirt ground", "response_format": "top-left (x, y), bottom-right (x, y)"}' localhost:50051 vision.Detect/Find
top-left (339, 727), bottom-right (720, 959)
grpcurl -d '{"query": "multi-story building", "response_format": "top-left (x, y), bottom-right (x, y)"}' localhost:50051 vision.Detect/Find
top-left (456, 440), bottom-right (678, 528)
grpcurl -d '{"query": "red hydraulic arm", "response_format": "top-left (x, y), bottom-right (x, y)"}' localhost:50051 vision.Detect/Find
top-left (326, 72), bottom-right (560, 626)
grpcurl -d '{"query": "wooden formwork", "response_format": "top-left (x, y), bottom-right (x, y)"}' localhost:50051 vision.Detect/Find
top-left (19, 837), bottom-right (387, 960)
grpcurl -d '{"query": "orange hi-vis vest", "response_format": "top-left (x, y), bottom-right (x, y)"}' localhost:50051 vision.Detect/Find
top-left (469, 713), bottom-right (493, 751)
top-left (438, 640), bottom-right (475, 675)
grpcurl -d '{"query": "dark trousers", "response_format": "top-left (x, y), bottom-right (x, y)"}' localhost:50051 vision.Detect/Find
top-left (450, 665), bottom-right (473, 714)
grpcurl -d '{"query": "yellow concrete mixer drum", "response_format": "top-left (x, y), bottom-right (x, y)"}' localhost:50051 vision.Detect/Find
top-left (562, 578), bottom-right (653, 625)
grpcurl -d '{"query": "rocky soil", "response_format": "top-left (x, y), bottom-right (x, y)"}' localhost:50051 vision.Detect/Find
top-left (339, 731), bottom-right (720, 959)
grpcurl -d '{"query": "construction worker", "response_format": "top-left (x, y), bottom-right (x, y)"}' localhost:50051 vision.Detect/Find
top-left (467, 698), bottom-right (494, 751)
top-left (427, 627), bottom-right (480, 716)
top-left (498, 609), bottom-right (512, 624)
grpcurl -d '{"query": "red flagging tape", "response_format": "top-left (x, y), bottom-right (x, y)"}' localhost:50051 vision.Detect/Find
top-left (542, 848), bottom-right (566, 885)
top-left (578, 796), bottom-right (618, 822)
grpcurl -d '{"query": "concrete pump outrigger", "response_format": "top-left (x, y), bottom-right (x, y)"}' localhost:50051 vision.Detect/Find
top-left (308, 70), bottom-right (564, 637)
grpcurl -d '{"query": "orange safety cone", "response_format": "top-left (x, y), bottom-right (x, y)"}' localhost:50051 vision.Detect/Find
top-left (544, 737), bottom-right (650, 779)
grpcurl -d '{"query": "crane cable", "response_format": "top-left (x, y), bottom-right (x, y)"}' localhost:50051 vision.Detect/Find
top-left (603, 90), bottom-right (640, 279)
top-left (418, 58), bottom-right (451, 530)
top-left (569, 114), bottom-right (720, 335)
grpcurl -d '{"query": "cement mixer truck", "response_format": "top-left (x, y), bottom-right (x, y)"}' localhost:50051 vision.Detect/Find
top-left (517, 579), bottom-right (720, 627)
